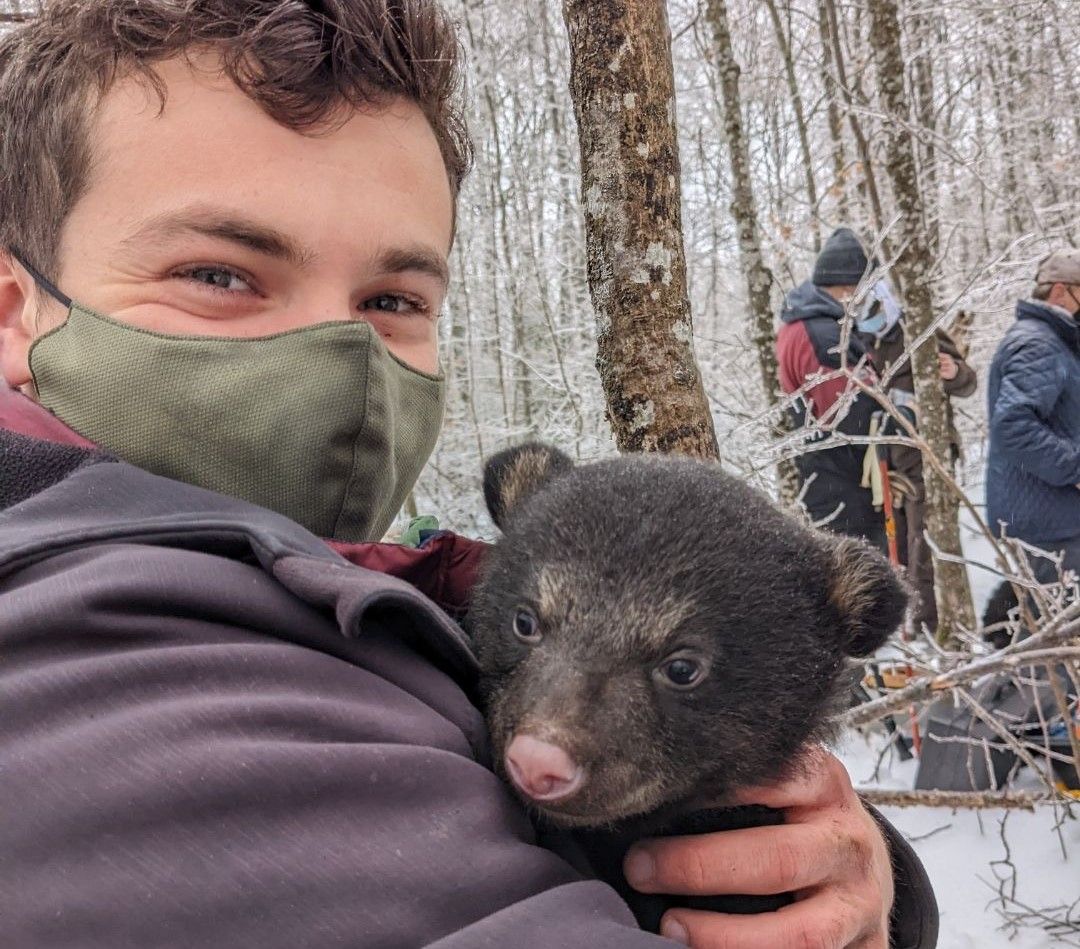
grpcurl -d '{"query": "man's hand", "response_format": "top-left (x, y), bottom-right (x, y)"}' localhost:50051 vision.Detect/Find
top-left (938, 352), bottom-right (959, 381)
top-left (623, 748), bottom-right (893, 948)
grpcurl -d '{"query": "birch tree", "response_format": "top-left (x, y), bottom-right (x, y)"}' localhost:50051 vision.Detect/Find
top-left (563, 0), bottom-right (719, 460)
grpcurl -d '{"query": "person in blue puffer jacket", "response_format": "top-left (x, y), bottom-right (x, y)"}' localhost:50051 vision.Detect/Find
top-left (987, 249), bottom-right (1080, 571)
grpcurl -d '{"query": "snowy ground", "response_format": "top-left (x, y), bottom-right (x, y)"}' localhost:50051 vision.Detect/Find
top-left (837, 732), bottom-right (1079, 948)
top-left (836, 465), bottom-right (1080, 947)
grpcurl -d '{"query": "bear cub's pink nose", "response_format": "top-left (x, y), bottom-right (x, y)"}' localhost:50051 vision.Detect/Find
top-left (505, 734), bottom-right (584, 801)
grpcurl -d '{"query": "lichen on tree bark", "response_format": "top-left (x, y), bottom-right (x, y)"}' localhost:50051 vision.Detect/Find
top-left (563, 0), bottom-right (719, 460)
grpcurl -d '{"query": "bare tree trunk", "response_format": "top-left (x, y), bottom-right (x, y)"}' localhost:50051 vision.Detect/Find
top-left (762, 0), bottom-right (820, 251)
top-left (704, 0), bottom-right (777, 409)
top-left (867, 0), bottom-right (975, 643)
top-left (979, 7), bottom-right (1030, 237)
top-left (460, 2), bottom-right (512, 429)
top-left (451, 239), bottom-right (486, 462)
top-left (704, 0), bottom-right (799, 501)
top-left (490, 95), bottom-right (533, 434)
top-left (815, 0), bottom-right (852, 221)
top-left (823, 0), bottom-right (887, 236)
top-left (563, 0), bottom-right (719, 460)
top-left (909, 10), bottom-right (941, 257)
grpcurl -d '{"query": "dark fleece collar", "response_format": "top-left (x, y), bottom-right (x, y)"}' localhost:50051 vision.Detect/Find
top-left (0, 385), bottom-right (110, 512)
top-left (0, 383), bottom-right (489, 621)
top-left (0, 427), bottom-right (114, 512)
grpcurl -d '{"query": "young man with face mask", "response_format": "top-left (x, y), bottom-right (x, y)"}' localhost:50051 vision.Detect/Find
top-left (0, 4), bottom-right (936, 947)
top-left (853, 280), bottom-right (977, 633)
top-left (987, 249), bottom-right (1080, 575)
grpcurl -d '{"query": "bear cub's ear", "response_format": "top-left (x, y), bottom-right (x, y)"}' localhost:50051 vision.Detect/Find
top-left (826, 536), bottom-right (910, 657)
top-left (483, 442), bottom-right (574, 530)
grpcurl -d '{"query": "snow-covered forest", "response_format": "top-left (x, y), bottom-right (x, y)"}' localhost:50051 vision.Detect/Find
top-left (421, 0), bottom-right (1079, 535)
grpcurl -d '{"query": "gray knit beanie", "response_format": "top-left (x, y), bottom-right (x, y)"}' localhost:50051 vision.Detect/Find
top-left (812, 227), bottom-right (872, 287)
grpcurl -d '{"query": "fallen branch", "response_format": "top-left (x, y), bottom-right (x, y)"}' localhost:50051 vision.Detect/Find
top-left (857, 788), bottom-right (1060, 810)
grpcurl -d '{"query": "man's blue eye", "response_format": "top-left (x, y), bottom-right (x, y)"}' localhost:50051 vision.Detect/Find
top-left (185, 267), bottom-right (250, 292)
top-left (365, 294), bottom-right (426, 315)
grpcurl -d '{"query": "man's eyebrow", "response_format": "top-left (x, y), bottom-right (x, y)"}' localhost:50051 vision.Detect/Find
top-left (376, 246), bottom-right (450, 288)
top-left (121, 207), bottom-right (316, 267)
top-left (121, 208), bottom-right (449, 286)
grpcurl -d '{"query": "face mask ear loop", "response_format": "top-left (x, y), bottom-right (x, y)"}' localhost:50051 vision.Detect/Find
top-left (7, 247), bottom-right (73, 309)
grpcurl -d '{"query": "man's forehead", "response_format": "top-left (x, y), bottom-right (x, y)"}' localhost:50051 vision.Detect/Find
top-left (88, 55), bottom-right (436, 172)
top-left (93, 53), bottom-right (263, 132)
top-left (74, 54), bottom-right (454, 260)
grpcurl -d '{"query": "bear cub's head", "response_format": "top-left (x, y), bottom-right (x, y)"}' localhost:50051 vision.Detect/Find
top-left (469, 443), bottom-right (908, 828)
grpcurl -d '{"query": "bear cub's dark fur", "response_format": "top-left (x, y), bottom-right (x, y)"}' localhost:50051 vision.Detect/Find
top-left (468, 443), bottom-right (908, 925)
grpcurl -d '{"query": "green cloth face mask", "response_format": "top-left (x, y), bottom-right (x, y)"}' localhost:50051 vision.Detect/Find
top-left (16, 252), bottom-right (445, 542)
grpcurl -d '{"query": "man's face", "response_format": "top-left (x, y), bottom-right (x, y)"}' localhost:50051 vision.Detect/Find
top-left (1, 53), bottom-right (453, 385)
top-left (1066, 285), bottom-right (1080, 316)
top-left (820, 284), bottom-right (858, 305)
top-left (1046, 281), bottom-right (1080, 318)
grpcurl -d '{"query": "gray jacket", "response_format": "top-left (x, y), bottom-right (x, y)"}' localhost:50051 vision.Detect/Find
top-left (0, 430), bottom-right (937, 947)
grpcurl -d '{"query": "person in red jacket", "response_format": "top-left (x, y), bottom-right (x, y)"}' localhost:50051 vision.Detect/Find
top-left (776, 227), bottom-right (886, 552)
top-left (0, 5), bottom-right (935, 947)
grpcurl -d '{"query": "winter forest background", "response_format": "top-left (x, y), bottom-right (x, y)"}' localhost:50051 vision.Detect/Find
top-left (3, 0), bottom-right (1079, 944)
top-left (419, 0), bottom-right (1078, 538)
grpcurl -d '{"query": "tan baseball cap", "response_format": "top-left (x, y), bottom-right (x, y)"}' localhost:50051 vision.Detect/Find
top-left (1036, 249), bottom-right (1080, 285)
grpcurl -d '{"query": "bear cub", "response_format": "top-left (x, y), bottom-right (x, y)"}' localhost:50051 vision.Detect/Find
top-left (469, 442), bottom-right (907, 903)
top-left (470, 443), bottom-right (907, 830)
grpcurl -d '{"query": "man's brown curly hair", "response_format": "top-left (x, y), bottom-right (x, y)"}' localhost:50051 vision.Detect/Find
top-left (0, 0), bottom-right (472, 277)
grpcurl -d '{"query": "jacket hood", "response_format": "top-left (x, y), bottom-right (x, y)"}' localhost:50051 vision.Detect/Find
top-left (1017, 299), bottom-right (1080, 354)
top-left (781, 280), bottom-right (847, 324)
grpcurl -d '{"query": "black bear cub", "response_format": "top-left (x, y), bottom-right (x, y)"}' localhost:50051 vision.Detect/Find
top-left (469, 444), bottom-right (907, 926)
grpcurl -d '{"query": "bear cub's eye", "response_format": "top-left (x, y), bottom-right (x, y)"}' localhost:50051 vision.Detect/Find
top-left (657, 656), bottom-right (706, 689)
top-left (512, 608), bottom-right (542, 643)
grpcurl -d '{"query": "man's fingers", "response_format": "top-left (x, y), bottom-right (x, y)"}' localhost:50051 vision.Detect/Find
top-left (625, 823), bottom-right (843, 896)
top-left (625, 749), bottom-right (892, 946)
top-left (660, 891), bottom-right (874, 949)
top-left (729, 748), bottom-right (853, 813)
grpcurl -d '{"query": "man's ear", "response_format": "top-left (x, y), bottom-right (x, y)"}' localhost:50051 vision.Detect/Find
top-left (0, 253), bottom-right (37, 389)
top-left (826, 536), bottom-right (910, 657)
top-left (483, 442), bottom-right (574, 530)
